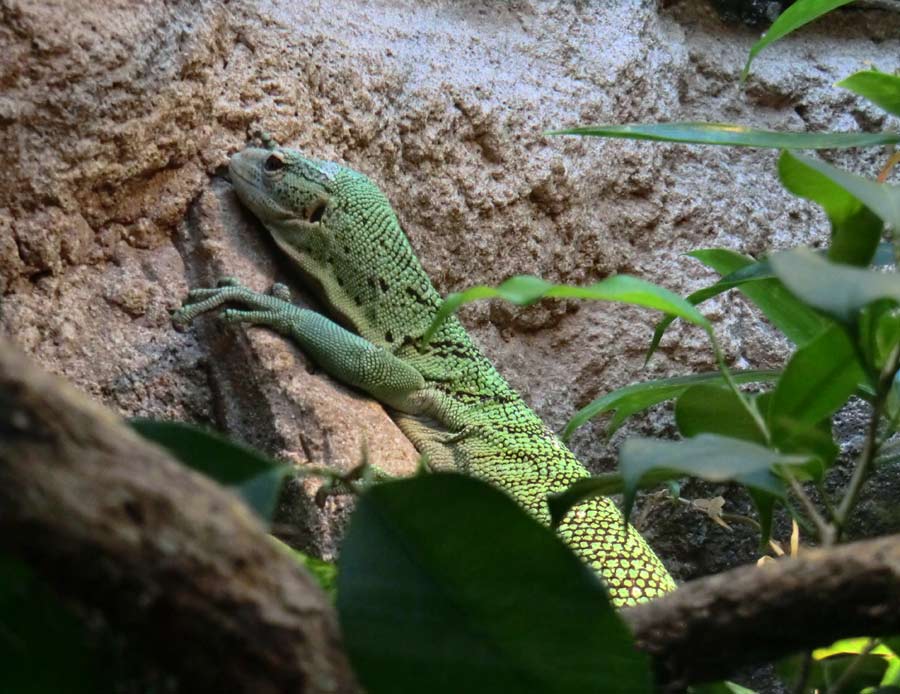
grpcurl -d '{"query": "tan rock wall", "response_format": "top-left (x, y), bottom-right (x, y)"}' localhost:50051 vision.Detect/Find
top-left (2, 0), bottom-right (899, 567)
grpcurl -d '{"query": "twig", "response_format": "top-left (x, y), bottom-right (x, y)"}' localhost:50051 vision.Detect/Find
top-left (709, 331), bottom-right (771, 445)
top-left (787, 476), bottom-right (834, 545)
top-left (834, 344), bottom-right (900, 536)
top-left (623, 534), bottom-right (900, 691)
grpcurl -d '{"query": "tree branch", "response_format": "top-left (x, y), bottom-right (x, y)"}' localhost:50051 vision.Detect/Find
top-left (623, 535), bottom-right (900, 691)
top-left (0, 337), bottom-right (359, 694)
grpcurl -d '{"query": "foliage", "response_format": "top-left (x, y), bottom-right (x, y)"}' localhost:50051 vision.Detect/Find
top-left (337, 474), bottom-right (650, 694)
top-left (423, 273), bottom-right (709, 344)
top-left (130, 419), bottom-right (344, 597)
top-left (780, 638), bottom-right (900, 693)
top-left (838, 71), bottom-right (900, 118)
top-left (560, 368), bottom-right (779, 440)
top-left (424, 5), bottom-right (900, 691)
top-left (548, 123), bottom-right (899, 149)
top-left (3, 5), bottom-right (899, 693)
top-left (741, 0), bottom-right (857, 79)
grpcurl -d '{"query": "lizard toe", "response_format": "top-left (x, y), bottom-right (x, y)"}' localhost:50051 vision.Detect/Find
top-left (186, 287), bottom-right (223, 301)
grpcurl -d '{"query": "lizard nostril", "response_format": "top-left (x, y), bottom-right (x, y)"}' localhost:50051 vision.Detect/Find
top-left (308, 201), bottom-right (326, 223)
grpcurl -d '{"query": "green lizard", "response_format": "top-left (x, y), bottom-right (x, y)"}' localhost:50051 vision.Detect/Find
top-left (173, 140), bottom-right (676, 606)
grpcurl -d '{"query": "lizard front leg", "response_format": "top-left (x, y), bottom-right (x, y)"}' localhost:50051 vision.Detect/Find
top-left (173, 279), bottom-right (428, 414)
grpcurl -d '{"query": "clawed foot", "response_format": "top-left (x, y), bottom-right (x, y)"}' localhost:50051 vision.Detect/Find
top-left (172, 278), bottom-right (294, 331)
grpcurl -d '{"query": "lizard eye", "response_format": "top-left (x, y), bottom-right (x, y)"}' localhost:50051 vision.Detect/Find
top-left (264, 153), bottom-right (285, 172)
top-left (307, 200), bottom-right (327, 224)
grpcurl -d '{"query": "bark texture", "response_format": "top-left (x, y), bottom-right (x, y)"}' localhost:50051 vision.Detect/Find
top-left (0, 336), bottom-right (359, 694)
top-left (623, 535), bottom-right (900, 691)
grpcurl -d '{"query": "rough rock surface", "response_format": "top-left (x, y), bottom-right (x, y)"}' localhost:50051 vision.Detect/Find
top-left (2, 0), bottom-right (899, 581)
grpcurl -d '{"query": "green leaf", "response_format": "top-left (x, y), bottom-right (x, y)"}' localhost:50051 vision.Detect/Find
top-left (689, 249), bottom-right (831, 345)
top-left (838, 70), bottom-right (900, 117)
top-left (860, 300), bottom-right (900, 373)
top-left (814, 638), bottom-right (897, 659)
top-left (883, 637), bottom-right (900, 687)
top-left (548, 122), bottom-right (899, 149)
top-left (551, 434), bottom-right (810, 526)
top-left (675, 384), bottom-right (767, 444)
top-left (337, 473), bottom-right (651, 694)
top-left (424, 274), bottom-right (709, 345)
top-left (269, 536), bottom-right (338, 599)
top-left (821, 655), bottom-right (890, 692)
top-left (618, 434), bottom-right (807, 520)
top-left (131, 419), bottom-right (291, 522)
top-left (883, 636), bottom-right (900, 657)
top-left (749, 488), bottom-right (777, 545)
top-left (647, 252), bottom-right (769, 360)
top-left (561, 369), bottom-right (780, 442)
top-left (647, 250), bottom-right (827, 361)
top-left (767, 416), bottom-right (837, 476)
top-left (786, 154), bottom-right (900, 232)
top-left (0, 552), bottom-right (111, 693)
top-left (548, 470), bottom-right (679, 528)
top-left (779, 650), bottom-right (890, 693)
top-left (771, 248), bottom-right (900, 324)
top-left (742, 0), bottom-right (857, 80)
top-left (779, 151), bottom-right (883, 267)
top-left (769, 324), bottom-right (866, 433)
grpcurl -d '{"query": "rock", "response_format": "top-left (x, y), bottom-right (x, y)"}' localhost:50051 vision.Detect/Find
top-left (1, 0), bottom-right (898, 571)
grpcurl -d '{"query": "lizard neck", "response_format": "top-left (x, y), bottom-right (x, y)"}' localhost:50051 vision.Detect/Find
top-left (313, 204), bottom-right (446, 350)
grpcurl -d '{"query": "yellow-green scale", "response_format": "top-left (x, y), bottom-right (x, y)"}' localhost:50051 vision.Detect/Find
top-left (306, 162), bottom-right (675, 606)
top-left (230, 147), bottom-right (677, 607)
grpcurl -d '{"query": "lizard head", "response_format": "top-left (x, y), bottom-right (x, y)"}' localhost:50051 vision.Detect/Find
top-left (228, 145), bottom-right (436, 338)
top-left (228, 146), bottom-right (342, 231)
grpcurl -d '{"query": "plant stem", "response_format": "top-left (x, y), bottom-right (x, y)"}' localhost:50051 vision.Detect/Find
top-left (788, 476), bottom-right (834, 546)
top-left (834, 343), bottom-right (900, 537)
top-left (833, 397), bottom-right (883, 539)
top-left (710, 330), bottom-right (771, 445)
top-left (815, 480), bottom-right (837, 520)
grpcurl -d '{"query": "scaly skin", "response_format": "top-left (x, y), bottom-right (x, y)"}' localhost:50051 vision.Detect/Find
top-left (174, 142), bottom-right (676, 606)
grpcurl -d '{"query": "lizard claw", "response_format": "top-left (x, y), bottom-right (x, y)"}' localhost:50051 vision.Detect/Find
top-left (171, 302), bottom-right (201, 330)
top-left (171, 306), bottom-right (191, 331)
